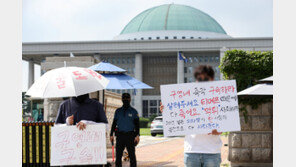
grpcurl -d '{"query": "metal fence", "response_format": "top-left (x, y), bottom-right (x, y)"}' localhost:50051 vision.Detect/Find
top-left (22, 121), bottom-right (113, 167)
top-left (22, 121), bottom-right (54, 167)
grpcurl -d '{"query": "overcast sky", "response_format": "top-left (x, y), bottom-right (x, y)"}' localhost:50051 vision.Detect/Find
top-left (22, 0), bottom-right (273, 91)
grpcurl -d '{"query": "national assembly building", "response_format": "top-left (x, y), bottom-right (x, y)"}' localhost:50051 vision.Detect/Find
top-left (22, 4), bottom-right (273, 118)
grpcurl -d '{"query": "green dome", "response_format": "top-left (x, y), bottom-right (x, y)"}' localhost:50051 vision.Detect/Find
top-left (120, 4), bottom-right (226, 35)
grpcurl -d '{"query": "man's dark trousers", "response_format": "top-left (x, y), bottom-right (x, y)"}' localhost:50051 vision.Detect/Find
top-left (115, 132), bottom-right (136, 167)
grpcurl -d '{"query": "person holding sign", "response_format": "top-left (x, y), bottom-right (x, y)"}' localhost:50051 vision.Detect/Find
top-left (160, 65), bottom-right (222, 167)
top-left (55, 93), bottom-right (108, 167)
top-left (110, 93), bottom-right (140, 167)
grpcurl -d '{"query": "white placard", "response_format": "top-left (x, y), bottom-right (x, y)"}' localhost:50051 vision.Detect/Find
top-left (160, 80), bottom-right (241, 136)
top-left (50, 124), bottom-right (106, 166)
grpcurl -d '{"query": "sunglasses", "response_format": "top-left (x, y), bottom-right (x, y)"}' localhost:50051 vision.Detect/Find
top-left (122, 96), bottom-right (130, 100)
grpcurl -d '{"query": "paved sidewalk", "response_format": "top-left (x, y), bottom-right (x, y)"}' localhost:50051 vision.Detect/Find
top-left (137, 136), bottom-right (182, 148)
top-left (108, 136), bottom-right (229, 167)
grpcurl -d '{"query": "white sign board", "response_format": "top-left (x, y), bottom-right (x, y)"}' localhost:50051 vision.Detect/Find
top-left (160, 80), bottom-right (241, 136)
top-left (50, 124), bottom-right (106, 166)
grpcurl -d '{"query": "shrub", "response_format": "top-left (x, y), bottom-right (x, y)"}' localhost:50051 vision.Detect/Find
top-left (148, 114), bottom-right (158, 122)
top-left (139, 117), bottom-right (150, 128)
top-left (220, 49), bottom-right (273, 92)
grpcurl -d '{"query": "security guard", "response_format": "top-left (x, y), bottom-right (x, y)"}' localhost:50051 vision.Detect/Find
top-left (110, 93), bottom-right (140, 167)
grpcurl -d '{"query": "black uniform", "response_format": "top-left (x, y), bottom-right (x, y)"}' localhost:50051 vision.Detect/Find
top-left (110, 106), bottom-right (140, 167)
top-left (55, 94), bottom-right (108, 167)
top-left (56, 95), bottom-right (108, 125)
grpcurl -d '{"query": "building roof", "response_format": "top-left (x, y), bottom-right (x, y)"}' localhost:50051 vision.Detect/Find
top-left (22, 37), bottom-right (273, 63)
top-left (89, 62), bottom-right (126, 72)
top-left (120, 4), bottom-right (227, 35)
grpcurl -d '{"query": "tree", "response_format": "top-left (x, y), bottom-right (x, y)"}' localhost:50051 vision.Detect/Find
top-left (219, 49), bottom-right (273, 122)
top-left (22, 92), bottom-right (31, 115)
top-left (220, 49), bottom-right (273, 92)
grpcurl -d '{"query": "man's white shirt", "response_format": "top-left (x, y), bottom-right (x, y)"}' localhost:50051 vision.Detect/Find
top-left (184, 134), bottom-right (222, 153)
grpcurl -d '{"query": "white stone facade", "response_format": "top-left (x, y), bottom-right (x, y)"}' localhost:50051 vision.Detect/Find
top-left (23, 38), bottom-right (273, 117)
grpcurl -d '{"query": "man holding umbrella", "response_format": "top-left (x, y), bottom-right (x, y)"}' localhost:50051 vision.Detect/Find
top-left (110, 93), bottom-right (140, 167)
top-left (55, 93), bottom-right (108, 167)
top-left (55, 93), bottom-right (108, 128)
top-left (26, 67), bottom-right (111, 166)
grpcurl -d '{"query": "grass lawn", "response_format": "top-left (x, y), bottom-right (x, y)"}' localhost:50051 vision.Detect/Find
top-left (140, 128), bottom-right (151, 136)
top-left (221, 132), bottom-right (230, 136)
top-left (140, 128), bottom-right (164, 137)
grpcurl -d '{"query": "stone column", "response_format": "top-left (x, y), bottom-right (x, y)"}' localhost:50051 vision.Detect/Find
top-left (94, 53), bottom-right (101, 63)
top-left (229, 102), bottom-right (273, 167)
top-left (43, 98), bottom-right (63, 121)
top-left (43, 98), bottom-right (49, 121)
top-left (134, 53), bottom-right (143, 117)
top-left (219, 47), bottom-right (227, 80)
top-left (28, 60), bottom-right (35, 88)
top-left (177, 52), bottom-right (184, 83)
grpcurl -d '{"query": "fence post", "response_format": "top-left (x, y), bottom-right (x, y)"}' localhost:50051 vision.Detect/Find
top-left (22, 122), bottom-right (26, 167)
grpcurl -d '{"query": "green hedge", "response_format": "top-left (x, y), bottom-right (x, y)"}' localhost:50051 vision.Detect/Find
top-left (139, 117), bottom-right (150, 128)
top-left (220, 49), bottom-right (273, 92)
top-left (219, 49), bottom-right (273, 122)
top-left (148, 114), bottom-right (158, 122)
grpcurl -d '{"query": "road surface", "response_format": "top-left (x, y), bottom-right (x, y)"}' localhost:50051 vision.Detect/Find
top-left (108, 135), bottom-right (229, 167)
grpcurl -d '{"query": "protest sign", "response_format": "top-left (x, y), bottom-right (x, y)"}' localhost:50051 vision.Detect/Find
top-left (50, 124), bottom-right (106, 166)
top-left (160, 80), bottom-right (241, 136)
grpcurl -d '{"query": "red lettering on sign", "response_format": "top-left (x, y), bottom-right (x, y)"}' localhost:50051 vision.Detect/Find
top-left (56, 77), bottom-right (66, 89)
top-left (179, 109), bottom-right (186, 119)
top-left (59, 148), bottom-right (75, 164)
top-left (170, 91), bottom-right (176, 99)
top-left (79, 147), bottom-right (93, 163)
top-left (73, 71), bottom-right (88, 80)
top-left (209, 85), bottom-right (235, 94)
top-left (201, 97), bottom-right (220, 105)
top-left (170, 90), bottom-right (191, 99)
top-left (204, 106), bottom-right (219, 115)
top-left (185, 108), bottom-right (200, 117)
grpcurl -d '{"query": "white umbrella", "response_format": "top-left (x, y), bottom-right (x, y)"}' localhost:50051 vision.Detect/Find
top-left (238, 83), bottom-right (273, 96)
top-left (26, 67), bottom-right (109, 98)
top-left (259, 76), bottom-right (273, 83)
